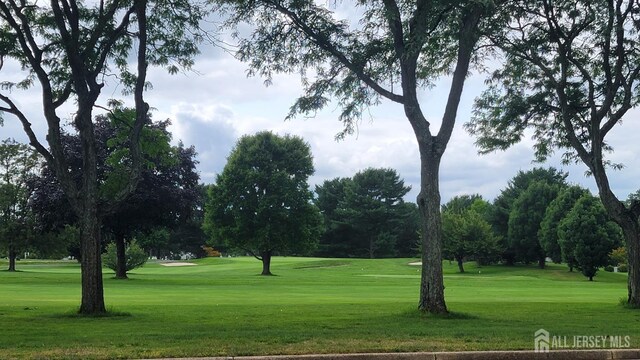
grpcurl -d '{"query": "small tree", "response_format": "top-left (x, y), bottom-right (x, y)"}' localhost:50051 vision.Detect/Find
top-left (103, 241), bottom-right (147, 274)
top-left (442, 199), bottom-right (499, 272)
top-left (559, 195), bottom-right (622, 281)
top-left (204, 131), bottom-right (322, 275)
top-left (610, 247), bottom-right (627, 268)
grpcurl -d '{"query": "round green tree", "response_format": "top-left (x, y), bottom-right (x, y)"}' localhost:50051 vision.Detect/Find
top-left (559, 195), bottom-right (623, 281)
top-left (204, 131), bottom-right (322, 275)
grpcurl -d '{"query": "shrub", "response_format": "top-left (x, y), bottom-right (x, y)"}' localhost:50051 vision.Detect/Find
top-left (202, 245), bottom-right (222, 257)
top-left (604, 265), bottom-right (614, 272)
top-left (102, 240), bottom-right (148, 272)
top-left (618, 264), bottom-right (628, 273)
top-left (609, 247), bottom-right (627, 266)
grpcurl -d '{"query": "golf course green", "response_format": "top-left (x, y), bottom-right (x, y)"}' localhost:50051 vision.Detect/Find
top-left (0, 257), bottom-right (637, 359)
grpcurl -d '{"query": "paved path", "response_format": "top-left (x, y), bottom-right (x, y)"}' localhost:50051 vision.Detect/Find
top-left (148, 349), bottom-right (640, 360)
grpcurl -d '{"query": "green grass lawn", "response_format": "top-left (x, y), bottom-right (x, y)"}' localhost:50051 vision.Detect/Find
top-left (0, 257), bottom-right (637, 359)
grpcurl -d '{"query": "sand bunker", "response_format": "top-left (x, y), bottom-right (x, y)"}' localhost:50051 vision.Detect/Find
top-left (408, 261), bottom-right (422, 266)
top-left (159, 262), bottom-right (197, 267)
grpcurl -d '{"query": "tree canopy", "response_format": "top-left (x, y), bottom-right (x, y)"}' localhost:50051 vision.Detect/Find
top-left (204, 131), bottom-right (322, 275)
top-left (508, 180), bottom-right (561, 268)
top-left (559, 194), bottom-right (623, 281)
top-left (315, 168), bottom-right (416, 259)
top-left (539, 185), bottom-right (589, 264)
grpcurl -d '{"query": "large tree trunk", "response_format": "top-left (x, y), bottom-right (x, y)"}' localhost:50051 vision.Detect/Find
top-left (417, 146), bottom-right (447, 314)
top-left (79, 208), bottom-right (106, 314)
top-left (616, 217), bottom-right (640, 307)
top-left (592, 162), bottom-right (640, 307)
top-left (261, 251), bottom-right (272, 276)
top-left (115, 233), bottom-right (128, 279)
top-left (8, 243), bottom-right (16, 272)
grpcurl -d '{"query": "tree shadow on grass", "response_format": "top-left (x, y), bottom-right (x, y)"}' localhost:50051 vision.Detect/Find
top-left (47, 308), bottom-right (132, 319)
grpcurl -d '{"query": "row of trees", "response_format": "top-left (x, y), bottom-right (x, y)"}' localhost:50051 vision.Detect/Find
top-left (440, 168), bottom-right (624, 281)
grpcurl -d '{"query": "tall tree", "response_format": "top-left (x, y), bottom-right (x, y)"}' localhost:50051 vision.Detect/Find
top-left (539, 185), bottom-right (589, 264)
top-left (338, 168), bottom-right (411, 258)
top-left (204, 131), bottom-right (323, 275)
top-left (0, 0), bottom-right (205, 313)
top-left (467, 0), bottom-right (640, 307)
top-left (314, 178), bottom-right (357, 258)
top-left (0, 139), bottom-right (39, 271)
top-left (508, 180), bottom-right (560, 268)
top-left (217, 0), bottom-right (494, 314)
top-left (490, 168), bottom-right (567, 265)
top-left (559, 194), bottom-right (623, 281)
top-left (442, 197), bottom-right (499, 272)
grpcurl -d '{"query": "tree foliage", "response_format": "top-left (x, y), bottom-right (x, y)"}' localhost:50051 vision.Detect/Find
top-left (442, 197), bottom-right (500, 272)
top-left (539, 185), bottom-right (589, 264)
top-left (508, 180), bottom-right (560, 268)
top-left (204, 131), bottom-right (322, 275)
top-left (102, 240), bottom-right (148, 273)
top-left (559, 195), bottom-right (623, 281)
top-left (491, 168), bottom-right (567, 264)
top-left (315, 168), bottom-right (415, 259)
top-left (28, 109), bottom-right (200, 275)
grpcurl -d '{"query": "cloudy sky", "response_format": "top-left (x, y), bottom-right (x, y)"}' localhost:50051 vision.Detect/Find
top-left (2, 24), bottom-right (640, 204)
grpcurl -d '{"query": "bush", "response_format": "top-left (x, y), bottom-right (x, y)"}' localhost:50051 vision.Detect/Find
top-left (102, 240), bottom-right (148, 272)
top-left (618, 264), bottom-right (628, 273)
top-left (604, 265), bottom-right (614, 272)
top-left (202, 245), bottom-right (222, 257)
top-left (609, 247), bottom-right (627, 266)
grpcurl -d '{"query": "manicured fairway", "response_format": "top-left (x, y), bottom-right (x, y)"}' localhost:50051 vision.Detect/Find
top-left (0, 257), bottom-right (637, 359)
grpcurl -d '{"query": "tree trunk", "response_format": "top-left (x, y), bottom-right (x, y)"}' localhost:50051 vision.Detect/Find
top-left (8, 244), bottom-right (16, 272)
top-left (417, 147), bottom-right (447, 314)
top-left (589, 276), bottom-right (593, 281)
top-left (538, 257), bottom-right (545, 269)
top-left (115, 233), bottom-right (128, 279)
top-left (616, 217), bottom-right (640, 307)
top-left (369, 238), bottom-right (374, 259)
top-left (456, 257), bottom-right (465, 273)
top-left (592, 169), bottom-right (640, 307)
top-left (261, 251), bottom-right (272, 276)
top-left (78, 206), bottom-right (106, 314)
